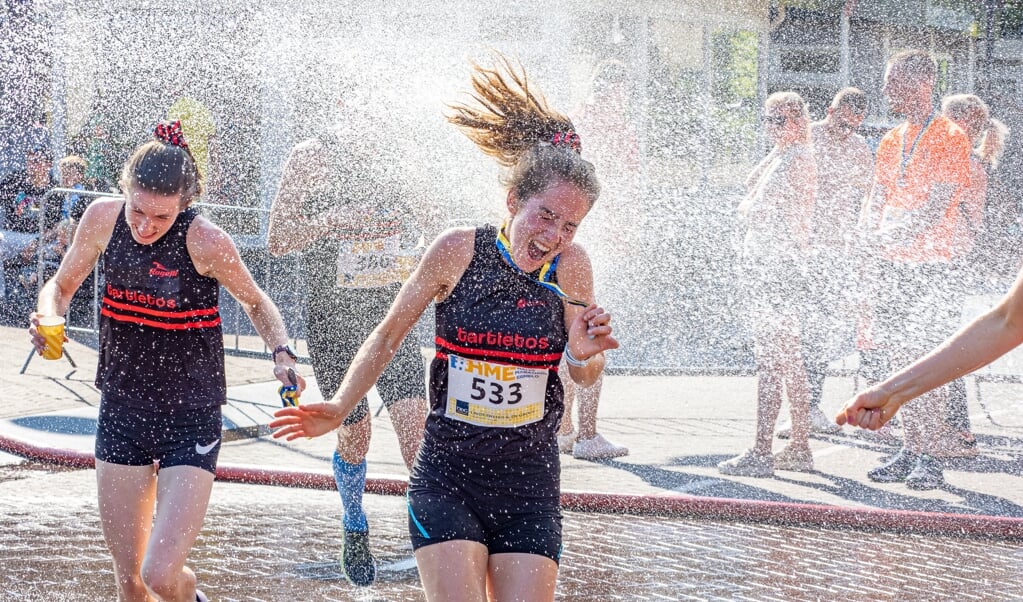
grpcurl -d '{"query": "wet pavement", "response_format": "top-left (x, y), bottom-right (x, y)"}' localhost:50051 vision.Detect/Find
top-left (2, 462), bottom-right (1022, 601)
top-left (3, 323), bottom-right (1023, 599)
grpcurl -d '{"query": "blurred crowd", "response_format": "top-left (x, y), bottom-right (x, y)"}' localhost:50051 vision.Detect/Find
top-left (720, 49), bottom-right (1021, 491)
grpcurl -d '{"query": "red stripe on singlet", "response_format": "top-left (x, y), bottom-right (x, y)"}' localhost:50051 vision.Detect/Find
top-left (434, 336), bottom-right (563, 363)
top-left (434, 351), bottom-right (560, 372)
top-left (102, 296), bottom-right (220, 319)
top-left (101, 308), bottom-right (222, 330)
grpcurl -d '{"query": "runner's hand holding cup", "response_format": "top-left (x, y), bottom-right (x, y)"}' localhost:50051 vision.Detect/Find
top-left (28, 313), bottom-right (68, 360)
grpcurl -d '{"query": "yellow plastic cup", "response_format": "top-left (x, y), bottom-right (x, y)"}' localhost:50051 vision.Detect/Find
top-left (37, 316), bottom-right (65, 360)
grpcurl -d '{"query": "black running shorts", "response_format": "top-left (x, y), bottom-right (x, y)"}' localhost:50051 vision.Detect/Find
top-left (95, 399), bottom-right (222, 474)
top-left (406, 452), bottom-right (562, 563)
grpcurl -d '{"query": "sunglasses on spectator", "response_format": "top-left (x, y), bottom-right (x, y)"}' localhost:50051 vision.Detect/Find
top-left (764, 114), bottom-right (792, 125)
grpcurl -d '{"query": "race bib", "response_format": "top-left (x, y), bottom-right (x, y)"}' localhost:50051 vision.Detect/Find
top-left (336, 232), bottom-right (404, 288)
top-left (445, 354), bottom-right (549, 428)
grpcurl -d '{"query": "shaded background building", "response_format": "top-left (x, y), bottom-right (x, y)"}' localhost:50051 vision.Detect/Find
top-left (2, 0), bottom-right (1021, 369)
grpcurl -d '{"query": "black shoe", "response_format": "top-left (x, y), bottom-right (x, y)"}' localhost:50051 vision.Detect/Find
top-left (341, 529), bottom-right (376, 587)
top-left (906, 455), bottom-right (945, 490)
top-left (867, 448), bottom-right (919, 483)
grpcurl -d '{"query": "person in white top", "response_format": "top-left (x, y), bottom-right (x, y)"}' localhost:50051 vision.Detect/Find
top-left (778, 88), bottom-right (874, 440)
top-left (719, 91), bottom-right (817, 478)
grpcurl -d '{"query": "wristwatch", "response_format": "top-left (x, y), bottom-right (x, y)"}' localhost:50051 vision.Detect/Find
top-left (272, 344), bottom-right (297, 364)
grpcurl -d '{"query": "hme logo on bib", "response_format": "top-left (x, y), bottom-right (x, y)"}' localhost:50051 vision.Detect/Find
top-left (450, 356), bottom-right (520, 381)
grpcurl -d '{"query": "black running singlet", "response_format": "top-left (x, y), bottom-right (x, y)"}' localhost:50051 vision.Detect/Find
top-left (425, 225), bottom-right (568, 460)
top-left (96, 206), bottom-right (226, 409)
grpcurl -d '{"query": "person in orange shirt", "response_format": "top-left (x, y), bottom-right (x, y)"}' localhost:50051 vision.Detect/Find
top-left (857, 50), bottom-right (972, 490)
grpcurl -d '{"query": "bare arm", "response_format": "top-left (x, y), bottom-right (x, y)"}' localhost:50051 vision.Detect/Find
top-left (270, 227), bottom-right (474, 440)
top-left (838, 267), bottom-right (1023, 430)
top-left (188, 217), bottom-right (303, 385)
top-left (29, 199), bottom-right (119, 351)
top-left (556, 243), bottom-right (619, 387)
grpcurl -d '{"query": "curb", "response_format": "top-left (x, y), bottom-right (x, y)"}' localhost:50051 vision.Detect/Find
top-left (3, 431), bottom-right (1022, 541)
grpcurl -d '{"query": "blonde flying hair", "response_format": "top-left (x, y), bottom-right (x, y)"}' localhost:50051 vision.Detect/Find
top-left (765, 90), bottom-right (810, 143)
top-left (942, 93), bottom-right (1009, 168)
top-left (446, 53), bottom-right (600, 206)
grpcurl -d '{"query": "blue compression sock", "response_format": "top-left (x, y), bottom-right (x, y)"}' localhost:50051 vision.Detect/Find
top-left (333, 451), bottom-right (369, 533)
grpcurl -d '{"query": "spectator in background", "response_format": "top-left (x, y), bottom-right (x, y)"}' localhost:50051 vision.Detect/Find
top-left (0, 144), bottom-right (56, 320)
top-left (858, 50), bottom-right (972, 490)
top-left (73, 93), bottom-right (120, 193)
top-left (1, 145), bottom-right (58, 252)
top-left (719, 91), bottom-right (817, 478)
top-left (556, 58), bottom-right (639, 460)
top-left (58, 155), bottom-right (90, 222)
top-left (936, 93), bottom-right (1009, 460)
top-left (779, 87), bottom-right (874, 440)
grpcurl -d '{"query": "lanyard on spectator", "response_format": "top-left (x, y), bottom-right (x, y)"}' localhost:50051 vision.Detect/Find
top-left (898, 111), bottom-right (935, 187)
top-left (495, 223), bottom-right (588, 307)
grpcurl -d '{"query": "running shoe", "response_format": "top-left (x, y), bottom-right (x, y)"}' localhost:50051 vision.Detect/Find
top-left (777, 406), bottom-right (842, 439)
top-left (867, 448), bottom-right (919, 483)
top-left (557, 430), bottom-right (577, 454)
top-left (572, 433), bottom-right (629, 460)
top-left (718, 449), bottom-right (774, 478)
top-left (341, 529), bottom-right (376, 587)
top-left (906, 455), bottom-right (945, 490)
top-left (773, 445), bottom-right (814, 472)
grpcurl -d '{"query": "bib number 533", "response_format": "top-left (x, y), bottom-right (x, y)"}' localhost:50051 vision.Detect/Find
top-left (470, 377), bottom-right (523, 405)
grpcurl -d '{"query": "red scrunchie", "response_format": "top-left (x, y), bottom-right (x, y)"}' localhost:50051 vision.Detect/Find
top-left (154, 120), bottom-right (189, 149)
top-left (551, 131), bottom-right (581, 154)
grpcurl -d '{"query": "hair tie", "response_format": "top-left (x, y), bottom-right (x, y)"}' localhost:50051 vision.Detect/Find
top-left (551, 131), bottom-right (582, 154)
top-left (154, 120), bottom-right (189, 149)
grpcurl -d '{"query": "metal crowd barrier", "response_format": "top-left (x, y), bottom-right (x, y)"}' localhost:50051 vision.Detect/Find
top-left (17, 191), bottom-right (1023, 422)
top-left (18, 188), bottom-right (120, 373)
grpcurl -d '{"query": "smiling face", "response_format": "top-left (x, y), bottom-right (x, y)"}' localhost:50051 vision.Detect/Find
top-left (504, 179), bottom-right (591, 272)
top-left (124, 187), bottom-right (183, 245)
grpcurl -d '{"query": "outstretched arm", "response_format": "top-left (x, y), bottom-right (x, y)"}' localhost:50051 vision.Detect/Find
top-left (269, 227), bottom-right (474, 440)
top-left (838, 267), bottom-right (1023, 430)
top-left (29, 200), bottom-right (117, 353)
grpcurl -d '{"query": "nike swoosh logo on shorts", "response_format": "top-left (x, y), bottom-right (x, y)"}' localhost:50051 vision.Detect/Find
top-left (195, 439), bottom-right (220, 455)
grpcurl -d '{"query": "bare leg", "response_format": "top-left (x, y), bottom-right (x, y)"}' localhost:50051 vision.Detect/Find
top-left (140, 465), bottom-right (215, 602)
top-left (97, 460), bottom-right (158, 602)
top-left (753, 365), bottom-right (784, 456)
top-left (336, 414), bottom-right (372, 464)
top-left (778, 321), bottom-right (811, 451)
top-left (387, 396), bottom-right (428, 470)
top-left (574, 374), bottom-right (603, 441)
top-left (487, 553), bottom-right (558, 602)
top-left (415, 540), bottom-right (489, 602)
top-left (890, 348), bottom-right (949, 455)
